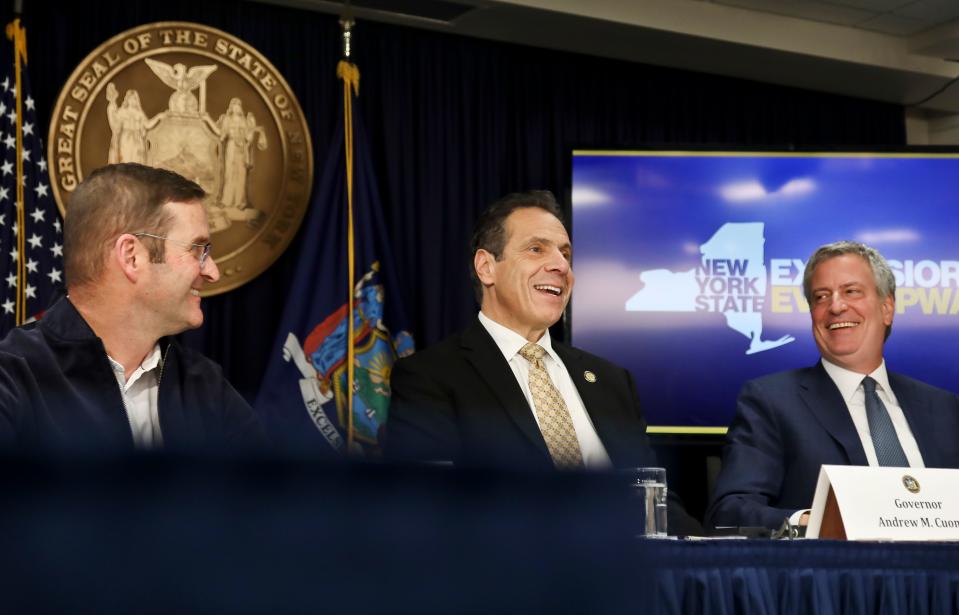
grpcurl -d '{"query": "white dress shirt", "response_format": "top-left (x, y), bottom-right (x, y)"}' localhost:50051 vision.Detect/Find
top-left (820, 358), bottom-right (924, 468)
top-left (478, 311), bottom-right (612, 469)
top-left (790, 358), bottom-right (925, 524)
top-left (108, 344), bottom-right (163, 449)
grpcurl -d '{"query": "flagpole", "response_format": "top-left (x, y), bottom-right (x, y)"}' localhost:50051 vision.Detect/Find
top-left (5, 15), bottom-right (25, 326)
top-left (338, 15), bottom-right (358, 453)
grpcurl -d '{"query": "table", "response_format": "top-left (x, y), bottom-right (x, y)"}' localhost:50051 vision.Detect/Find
top-left (645, 539), bottom-right (959, 615)
top-left (3, 455), bottom-right (958, 613)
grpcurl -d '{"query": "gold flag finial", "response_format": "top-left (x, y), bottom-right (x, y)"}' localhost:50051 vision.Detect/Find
top-left (5, 19), bottom-right (26, 64)
top-left (337, 60), bottom-right (360, 96)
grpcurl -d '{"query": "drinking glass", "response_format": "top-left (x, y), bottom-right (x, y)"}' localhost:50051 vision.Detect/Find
top-left (623, 467), bottom-right (668, 537)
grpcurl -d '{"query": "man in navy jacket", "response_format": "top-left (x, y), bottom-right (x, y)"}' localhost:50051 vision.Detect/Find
top-left (0, 163), bottom-right (265, 452)
top-left (707, 241), bottom-right (959, 530)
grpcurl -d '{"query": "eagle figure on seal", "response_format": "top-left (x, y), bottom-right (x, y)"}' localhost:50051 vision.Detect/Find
top-left (144, 58), bottom-right (217, 116)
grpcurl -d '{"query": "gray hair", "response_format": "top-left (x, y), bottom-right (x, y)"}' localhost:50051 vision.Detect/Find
top-left (802, 240), bottom-right (896, 304)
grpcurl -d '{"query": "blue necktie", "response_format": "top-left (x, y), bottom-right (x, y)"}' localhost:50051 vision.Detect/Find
top-left (862, 377), bottom-right (909, 467)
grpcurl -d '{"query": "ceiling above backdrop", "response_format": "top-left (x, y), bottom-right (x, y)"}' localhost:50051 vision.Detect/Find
top-left (259, 0), bottom-right (959, 115)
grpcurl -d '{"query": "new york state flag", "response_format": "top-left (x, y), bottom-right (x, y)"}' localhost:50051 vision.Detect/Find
top-left (255, 60), bottom-right (413, 458)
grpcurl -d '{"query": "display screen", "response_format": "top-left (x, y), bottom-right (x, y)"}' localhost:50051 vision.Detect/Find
top-left (570, 150), bottom-right (959, 433)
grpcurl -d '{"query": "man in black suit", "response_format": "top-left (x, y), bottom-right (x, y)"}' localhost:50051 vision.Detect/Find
top-left (386, 191), bottom-right (698, 533)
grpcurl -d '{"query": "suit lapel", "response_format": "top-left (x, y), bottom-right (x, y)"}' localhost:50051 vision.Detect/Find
top-left (552, 343), bottom-right (618, 447)
top-left (461, 320), bottom-right (550, 456)
top-left (890, 373), bottom-right (942, 467)
top-left (799, 362), bottom-right (868, 465)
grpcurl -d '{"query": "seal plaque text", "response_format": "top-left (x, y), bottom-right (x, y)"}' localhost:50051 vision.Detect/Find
top-left (48, 22), bottom-right (313, 295)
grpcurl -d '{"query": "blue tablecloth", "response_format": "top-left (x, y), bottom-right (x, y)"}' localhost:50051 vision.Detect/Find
top-left (643, 539), bottom-right (959, 614)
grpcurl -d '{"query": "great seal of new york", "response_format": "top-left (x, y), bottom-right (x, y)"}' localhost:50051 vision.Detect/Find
top-left (47, 21), bottom-right (313, 295)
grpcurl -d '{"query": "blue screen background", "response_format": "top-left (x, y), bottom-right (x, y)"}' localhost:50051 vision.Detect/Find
top-left (571, 152), bottom-right (959, 430)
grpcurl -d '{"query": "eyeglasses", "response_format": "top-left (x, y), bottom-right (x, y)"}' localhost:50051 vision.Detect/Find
top-left (133, 232), bottom-right (213, 270)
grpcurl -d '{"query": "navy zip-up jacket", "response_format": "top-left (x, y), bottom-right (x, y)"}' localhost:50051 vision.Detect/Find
top-left (0, 298), bottom-right (266, 452)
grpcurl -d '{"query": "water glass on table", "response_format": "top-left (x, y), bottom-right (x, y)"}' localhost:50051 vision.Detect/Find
top-left (623, 467), bottom-right (668, 537)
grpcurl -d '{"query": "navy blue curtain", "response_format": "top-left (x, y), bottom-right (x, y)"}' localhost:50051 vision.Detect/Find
top-left (22, 0), bottom-right (905, 401)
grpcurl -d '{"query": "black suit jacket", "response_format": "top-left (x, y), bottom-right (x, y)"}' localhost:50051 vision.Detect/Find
top-left (386, 318), bottom-right (702, 535)
top-left (385, 318), bottom-right (657, 470)
top-left (706, 362), bottom-right (959, 530)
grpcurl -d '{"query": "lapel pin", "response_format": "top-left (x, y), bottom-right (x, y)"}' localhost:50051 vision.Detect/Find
top-left (584, 370), bottom-right (596, 383)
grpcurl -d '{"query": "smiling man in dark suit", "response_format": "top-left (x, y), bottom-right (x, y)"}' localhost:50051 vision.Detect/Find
top-left (385, 192), bottom-right (702, 534)
top-left (386, 189), bottom-right (662, 471)
top-left (706, 241), bottom-right (959, 530)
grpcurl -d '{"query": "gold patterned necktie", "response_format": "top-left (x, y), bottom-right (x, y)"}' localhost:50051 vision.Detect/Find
top-left (518, 342), bottom-right (584, 469)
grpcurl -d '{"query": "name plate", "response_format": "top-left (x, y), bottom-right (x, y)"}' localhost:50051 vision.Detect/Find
top-left (807, 465), bottom-right (959, 541)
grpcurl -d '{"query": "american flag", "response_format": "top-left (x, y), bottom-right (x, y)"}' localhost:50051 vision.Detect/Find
top-left (0, 20), bottom-right (63, 337)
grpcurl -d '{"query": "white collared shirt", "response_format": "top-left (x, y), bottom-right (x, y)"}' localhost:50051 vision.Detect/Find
top-left (790, 357), bottom-right (925, 524)
top-left (820, 358), bottom-right (924, 468)
top-left (108, 344), bottom-right (164, 449)
top-left (478, 311), bottom-right (612, 469)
